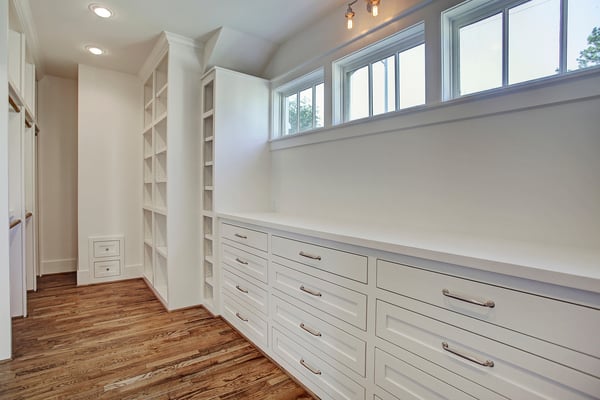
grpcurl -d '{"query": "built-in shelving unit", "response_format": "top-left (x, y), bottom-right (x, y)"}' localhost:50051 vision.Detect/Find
top-left (140, 32), bottom-right (202, 311)
top-left (200, 67), bottom-right (271, 315)
top-left (201, 73), bottom-right (216, 310)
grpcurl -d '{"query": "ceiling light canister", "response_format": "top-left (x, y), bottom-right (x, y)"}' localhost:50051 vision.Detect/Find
top-left (89, 4), bottom-right (113, 18)
top-left (86, 46), bottom-right (104, 55)
top-left (345, 1), bottom-right (357, 30)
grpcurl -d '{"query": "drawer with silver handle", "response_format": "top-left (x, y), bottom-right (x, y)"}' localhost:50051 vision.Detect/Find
top-left (272, 235), bottom-right (367, 283)
top-left (271, 262), bottom-right (367, 330)
top-left (222, 293), bottom-right (268, 349)
top-left (272, 327), bottom-right (365, 400)
top-left (222, 268), bottom-right (268, 315)
top-left (221, 222), bottom-right (268, 252)
top-left (271, 294), bottom-right (366, 376)
top-left (94, 259), bottom-right (120, 278)
top-left (221, 242), bottom-right (268, 283)
top-left (377, 259), bottom-right (600, 359)
top-left (93, 240), bottom-right (120, 258)
top-left (376, 299), bottom-right (600, 400)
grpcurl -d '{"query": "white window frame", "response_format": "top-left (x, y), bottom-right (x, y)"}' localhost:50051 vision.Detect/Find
top-left (333, 21), bottom-right (425, 124)
top-left (273, 68), bottom-right (324, 138)
top-left (441, 0), bottom-right (581, 100)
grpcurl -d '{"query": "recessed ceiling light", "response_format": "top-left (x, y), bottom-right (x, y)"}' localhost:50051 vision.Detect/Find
top-left (89, 4), bottom-right (113, 18)
top-left (86, 46), bottom-right (104, 55)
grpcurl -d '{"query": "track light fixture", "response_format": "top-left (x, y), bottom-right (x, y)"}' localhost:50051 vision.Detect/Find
top-left (345, 0), bottom-right (382, 30)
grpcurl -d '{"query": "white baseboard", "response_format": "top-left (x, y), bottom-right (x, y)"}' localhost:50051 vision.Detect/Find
top-left (41, 258), bottom-right (77, 275)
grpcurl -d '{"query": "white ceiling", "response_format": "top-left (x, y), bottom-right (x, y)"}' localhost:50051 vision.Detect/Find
top-left (22, 0), bottom-right (348, 79)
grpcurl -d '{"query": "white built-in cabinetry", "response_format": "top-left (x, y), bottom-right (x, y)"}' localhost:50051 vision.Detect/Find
top-left (140, 32), bottom-right (202, 310)
top-left (7, 26), bottom-right (38, 318)
top-left (217, 215), bottom-right (600, 400)
top-left (199, 67), bottom-right (270, 313)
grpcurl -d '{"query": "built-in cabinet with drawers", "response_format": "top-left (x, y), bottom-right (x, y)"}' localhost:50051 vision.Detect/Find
top-left (139, 32), bottom-right (202, 310)
top-left (199, 67), bottom-right (270, 314)
top-left (217, 215), bottom-right (600, 400)
top-left (7, 25), bottom-right (39, 318)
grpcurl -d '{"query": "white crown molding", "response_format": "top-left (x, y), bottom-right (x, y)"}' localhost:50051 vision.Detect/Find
top-left (138, 31), bottom-right (203, 80)
top-left (11, 0), bottom-right (43, 76)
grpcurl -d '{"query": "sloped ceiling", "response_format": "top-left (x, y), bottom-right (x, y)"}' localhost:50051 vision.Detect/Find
top-left (18, 0), bottom-right (348, 79)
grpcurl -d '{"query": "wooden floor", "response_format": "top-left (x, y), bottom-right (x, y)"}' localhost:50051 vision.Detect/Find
top-left (0, 273), bottom-right (313, 400)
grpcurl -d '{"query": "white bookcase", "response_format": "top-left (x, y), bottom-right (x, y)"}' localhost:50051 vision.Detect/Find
top-left (140, 32), bottom-right (202, 311)
top-left (200, 67), bottom-right (270, 314)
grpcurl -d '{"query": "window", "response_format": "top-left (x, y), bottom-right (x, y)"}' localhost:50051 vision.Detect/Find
top-left (335, 22), bottom-right (425, 123)
top-left (443, 0), bottom-right (600, 98)
top-left (276, 69), bottom-right (324, 137)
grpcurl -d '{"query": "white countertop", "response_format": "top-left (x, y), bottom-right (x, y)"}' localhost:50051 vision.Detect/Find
top-left (218, 211), bottom-right (600, 294)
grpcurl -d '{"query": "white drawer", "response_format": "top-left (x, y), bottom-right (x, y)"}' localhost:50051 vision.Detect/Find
top-left (271, 294), bottom-right (366, 376)
top-left (221, 242), bottom-right (268, 283)
top-left (376, 299), bottom-right (600, 400)
top-left (222, 268), bottom-right (268, 315)
top-left (221, 223), bottom-right (268, 252)
top-left (271, 262), bottom-right (367, 330)
top-left (94, 259), bottom-right (120, 278)
top-left (272, 327), bottom-right (365, 400)
top-left (222, 293), bottom-right (268, 349)
top-left (377, 259), bottom-right (600, 359)
top-left (93, 240), bottom-right (120, 258)
top-left (272, 235), bottom-right (367, 283)
top-left (375, 348), bottom-right (477, 400)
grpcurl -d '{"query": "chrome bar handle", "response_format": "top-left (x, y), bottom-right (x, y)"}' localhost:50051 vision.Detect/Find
top-left (236, 285), bottom-right (248, 294)
top-left (442, 342), bottom-right (494, 367)
top-left (442, 289), bottom-right (495, 308)
top-left (300, 323), bottom-right (322, 337)
top-left (299, 251), bottom-right (322, 261)
top-left (300, 285), bottom-right (322, 297)
top-left (299, 359), bottom-right (322, 375)
top-left (235, 312), bottom-right (248, 322)
top-left (235, 257), bottom-right (248, 265)
top-left (234, 233), bottom-right (247, 239)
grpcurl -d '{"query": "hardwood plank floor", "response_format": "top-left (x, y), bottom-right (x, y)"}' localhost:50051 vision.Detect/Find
top-left (0, 273), bottom-right (314, 400)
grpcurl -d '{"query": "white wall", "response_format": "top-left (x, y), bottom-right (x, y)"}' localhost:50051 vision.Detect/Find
top-left (37, 75), bottom-right (78, 274)
top-left (0, 0), bottom-right (13, 360)
top-left (77, 64), bottom-right (142, 284)
top-left (266, 0), bottom-right (600, 251)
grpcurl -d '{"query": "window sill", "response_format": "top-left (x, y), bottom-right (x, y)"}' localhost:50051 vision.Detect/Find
top-left (270, 67), bottom-right (600, 151)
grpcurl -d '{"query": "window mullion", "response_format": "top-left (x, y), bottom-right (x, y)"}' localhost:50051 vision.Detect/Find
top-left (395, 52), bottom-right (400, 111)
top-left (312, 85), bottom-right (316, 129)
top-left (559, 0), bottom-right (568, 73)
top-left (296, 92), bottom-right (300, 133)
top-left (368, 63), bottom-right (374, 117)
top-left (502, 7), bottom-right (509, 87)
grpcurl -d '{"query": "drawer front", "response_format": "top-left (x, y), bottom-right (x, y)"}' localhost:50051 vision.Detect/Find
top-left (376, 299), bottom-right (600, 400)
top-left (93, 240), bottom-right (120, 258)
top-left (377, 259), bottom-right (600, 359)
top-left (375, 348), bottom-right (476, 400)
top-left (94, 259), bottom-right (120, 278)
top-left (272, 262), bottom-right (367, 330)
top-left (272, 235), bottom-right (367, 283)
top-left (221, 223), bottom-right (268, 252)
top-left (221, 242), bottom-right (268, 283)
top-left (272, 327), bottom-right (365, 400)
top-left (271, 295), bottom-right (366, 376)
top-left (222, 293), bottom-right (268, 349)
top-left (222, 268), bottom-right (268, 315)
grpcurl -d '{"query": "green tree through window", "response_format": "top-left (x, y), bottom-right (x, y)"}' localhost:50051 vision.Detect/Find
top-left (577, 27), bottom-right (600, 68)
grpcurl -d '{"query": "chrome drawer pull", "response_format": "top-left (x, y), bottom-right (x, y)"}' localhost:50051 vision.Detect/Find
top-left (300, 323), bottom-right (322, 337)
top-left (300, 285), bottom-right (322, 297)
top-left (235, 257), bottom-right (248, 265)
top-left (442, 342), bottom-right (494, 367)
top-left (235, 312), bottom-right (248, 322)
top-left (234, 233), bottom-right (247, 239)
top-left (299, 358), bottom-right (322, 375)
top-left (442, 289), bottom-right (495, 308)
top-left (299, 251), bottom-right (322, 261)
top-left (236, 285), bottom-right (248, 294)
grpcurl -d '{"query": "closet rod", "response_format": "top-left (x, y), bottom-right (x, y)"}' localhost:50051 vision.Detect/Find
top-left (9, 219), bottom-right (22, 230)
top-left (25, 212), bottom-right (33, 219)
top-left (25, 119), bottom-right (32, 128)
top-left (9, 95), bottom-right (21, 113)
